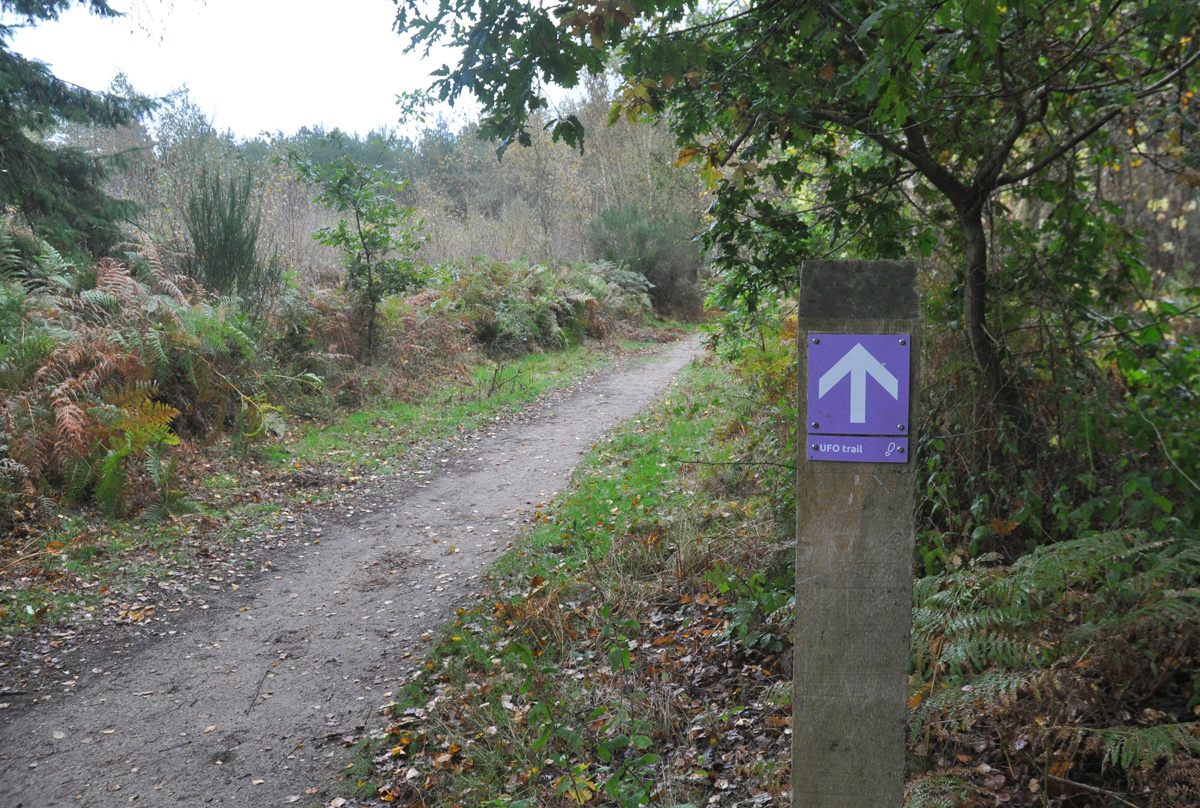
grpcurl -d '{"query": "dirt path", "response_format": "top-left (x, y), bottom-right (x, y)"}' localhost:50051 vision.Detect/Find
top-left (0, 336), bottom-right (703, 807)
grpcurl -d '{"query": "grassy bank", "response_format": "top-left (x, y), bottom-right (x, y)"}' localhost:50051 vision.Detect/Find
top-left (0, 332), bottom-right (681, 641)
top-left (354, 355), bottom-right (797, 807)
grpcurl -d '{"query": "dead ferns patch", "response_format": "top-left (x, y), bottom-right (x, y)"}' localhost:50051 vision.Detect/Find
top-left (910, 531), bottom-right (1200, 804)
top-left (0, 231), bottom-right (265, 530)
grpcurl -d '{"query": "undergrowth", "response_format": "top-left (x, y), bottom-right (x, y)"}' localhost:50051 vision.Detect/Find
top-left (353, 312), bottom-right (1200, 808)
top-left (908, 533), bottom-right (1200, 806)
top-left (0, 221), bottom-right (666, 636)
top-left (357, 356), bottom-right (798, 808)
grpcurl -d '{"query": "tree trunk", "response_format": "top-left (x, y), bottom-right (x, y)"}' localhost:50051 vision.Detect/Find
top-left (959, 202), bottom-right (1030, 436)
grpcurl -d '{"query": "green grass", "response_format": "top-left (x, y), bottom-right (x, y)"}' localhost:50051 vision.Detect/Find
top-left (494, 360), bottom-right (734, 585)
top-left (271, 343), bottom-right (635, 472)
top-left (355, 358), bottom-right (754, 806)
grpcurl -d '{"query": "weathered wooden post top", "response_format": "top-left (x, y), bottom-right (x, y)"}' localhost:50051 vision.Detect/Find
top-left (793, 260), bottom-right (920, 808)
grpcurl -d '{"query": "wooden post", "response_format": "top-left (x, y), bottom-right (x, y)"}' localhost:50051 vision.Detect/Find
top-left (792, 260), bottom-right (920, 808)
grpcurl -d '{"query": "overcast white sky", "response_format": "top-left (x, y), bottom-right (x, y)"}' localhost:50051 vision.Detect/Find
top-left (4, 0), bottom-right (465, 139)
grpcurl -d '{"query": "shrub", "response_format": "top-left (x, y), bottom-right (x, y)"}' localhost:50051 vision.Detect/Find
top-left (288, 131), bottom-right (428, 361)
top-left (182, 165), bottom-right (281, 317)
top-left (0, 228), bottom-right (276, 528)
top-left (588, 204), bottom-right (704, 318)
top-left (436, 259), bottom-right (650, 358)
top-left (915, 204), bottom-right (1200, 566)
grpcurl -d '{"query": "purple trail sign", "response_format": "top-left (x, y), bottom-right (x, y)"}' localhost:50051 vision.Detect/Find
top-left (806, 333), bottom-right (910, 463)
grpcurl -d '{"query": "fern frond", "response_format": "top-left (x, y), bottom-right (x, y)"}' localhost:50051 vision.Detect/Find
top-left (142, 328), bottom-right (172, 380)
top-left (904, 773), bottom-right (973, 808)
top-left (100, 379), bottom-right (157, 412)
top-left (33, 241), bottom-right (74, 288)
top-left (52, 399), bottom-right (89, 463)
top-left (94, 437), bottom-right (132, 512)
top-left (1146, 759), bottom-right (1200, 808)
top-left (91, 381), bottom-right (181, 494)
top-left (910, 671), bottom-right (1027, 743)
top-left (2, 398), bottom-right (53, 479)
top-left (260, 408), bottom-right (285, 438)
top-left (938, 635), bottom-right (1047, 671)
top-left (143, 441), bottom-right (172, 487)
top-left (80, 287), bottom-right (118, 311)
top-left (141, 500), bottom-right (168, 525)
top-left (0, 456), bottom-right (35, 496)
top-left (1069, 595), bottom-right (1200, 646)
top-left (1060, 723), bottom-right (1200, 772)
top-left (0, 227), bottom-right (20, 277)
top-left (94, 257), bottom-right (145, 307)
top-left (62, 456), bottom-right (95, 503)
top-left (142, 441), bottom-right (195, 523)
top-left (120, 236), bottom-right (192, 305)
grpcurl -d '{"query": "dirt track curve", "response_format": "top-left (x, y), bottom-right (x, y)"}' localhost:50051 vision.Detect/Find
top-left (0, 337), bottom-right (702, 807)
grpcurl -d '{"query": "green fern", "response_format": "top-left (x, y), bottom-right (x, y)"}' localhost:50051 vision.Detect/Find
top-left (260, 407), bottom-right (285, 438)
top-left (142, 441), bottom-right (196, 524)
top-left (95, 434), bottom-right (132, 512)
top-left (904, 773), bottom-right (971, 808)
top-left (1061, 723), bottom-right (1200, 771)
top-left (80, 287), bottom-right (118, 311)
top-left (143, 327), bottom-right (171, 381)
top-left (91, 384), bottom-right (180, 513)
top-left (95, 383), bottom-right (181, 451)
top-left (62, 456), bottom-right (95, 503)
top-left (32, 241), bottom-right (76, 293)
top-left (911, 530), bottom-right (1200, 793)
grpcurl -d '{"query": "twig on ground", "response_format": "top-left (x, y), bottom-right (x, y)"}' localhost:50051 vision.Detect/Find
top-left (1046, 775), bottom-right (1142, 808)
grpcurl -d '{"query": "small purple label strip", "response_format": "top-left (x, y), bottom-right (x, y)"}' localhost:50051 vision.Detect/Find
top-left (808, 436), bottom-right (909, 463)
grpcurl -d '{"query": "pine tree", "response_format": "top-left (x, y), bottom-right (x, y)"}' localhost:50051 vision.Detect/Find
top-left (0, 1), bottom-right (154, 255)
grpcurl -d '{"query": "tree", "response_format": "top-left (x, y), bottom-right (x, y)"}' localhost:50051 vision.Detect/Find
top-left (288, 130), bottom-right (427, 360)
top-left (0, 1), bottom-right (154, 255)
top-left (395, 0), bottom-right (1200, 429)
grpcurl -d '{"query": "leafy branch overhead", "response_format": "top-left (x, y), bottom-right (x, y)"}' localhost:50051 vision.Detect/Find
top-left (395, 0), bottom-right (1200, 424)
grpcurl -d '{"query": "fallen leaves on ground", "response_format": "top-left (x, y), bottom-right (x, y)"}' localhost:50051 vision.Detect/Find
top-left (364, 574), bottom-right (792, 807)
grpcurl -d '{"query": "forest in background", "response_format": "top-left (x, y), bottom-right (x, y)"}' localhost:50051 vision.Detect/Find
top-left (0, 64), bottom-right (709, 537)
top-left (59, 74), bottom-right (707, 314)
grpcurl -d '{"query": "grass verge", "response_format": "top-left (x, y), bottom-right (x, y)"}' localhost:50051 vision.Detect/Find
top-left (0, 334), bottom-right (680, 641)
top-left (354, 354), bottom-right (797, 807)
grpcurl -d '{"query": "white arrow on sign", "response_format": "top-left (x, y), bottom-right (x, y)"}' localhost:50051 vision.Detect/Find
top-left (818, 343), bottom-right (899, 423)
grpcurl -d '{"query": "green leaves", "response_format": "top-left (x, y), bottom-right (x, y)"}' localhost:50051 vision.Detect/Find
top-left (607, 645), bottom-right (632, 671)
top-left (288, 130), bottom-right (428, 359)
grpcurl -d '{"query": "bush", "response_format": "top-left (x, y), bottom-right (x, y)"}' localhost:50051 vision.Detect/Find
top-left (915, 197), bottom-right (1200, 567)
top-left (0, 227), bottom-right (275, 527)
top-left (588, 204), bottom-right (704, 318)
top-left (437, 259), bottom-right (647, 358)
top-left (183, 165), bottom-right (281, 317)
